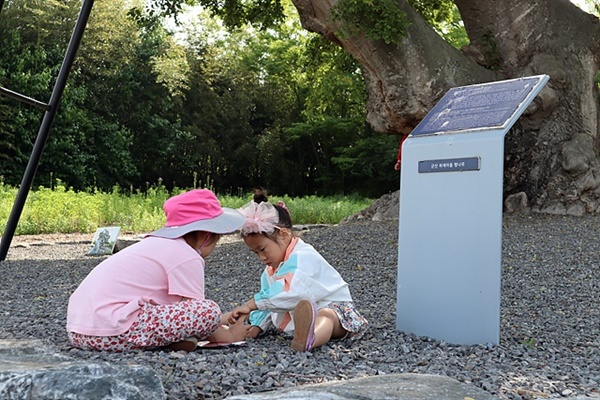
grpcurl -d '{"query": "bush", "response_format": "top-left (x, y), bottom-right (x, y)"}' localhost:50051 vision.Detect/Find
top-left (0, 185), bottom-right (373, 235)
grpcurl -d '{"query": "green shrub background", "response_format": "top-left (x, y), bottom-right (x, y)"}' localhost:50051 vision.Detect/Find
top-left (0, 183), bottom-right (373, 235)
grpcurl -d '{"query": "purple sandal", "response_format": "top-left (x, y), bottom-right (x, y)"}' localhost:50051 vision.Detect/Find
top-left (291, 300), bottom-right (316, 352)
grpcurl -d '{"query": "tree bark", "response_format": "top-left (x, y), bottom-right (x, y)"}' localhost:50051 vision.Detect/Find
top-left (292, 0), bottom-right (600, 215)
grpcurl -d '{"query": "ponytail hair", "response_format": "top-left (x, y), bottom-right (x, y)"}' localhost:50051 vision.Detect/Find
top-left (252, 187), bottom-right (293, 230)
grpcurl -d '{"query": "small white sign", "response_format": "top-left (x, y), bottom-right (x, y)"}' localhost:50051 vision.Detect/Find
top-left (88, 226), bottom-right (121, 255)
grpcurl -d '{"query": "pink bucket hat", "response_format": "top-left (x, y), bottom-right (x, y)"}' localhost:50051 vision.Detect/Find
top-left (148, 189), bottom-right (245, 239)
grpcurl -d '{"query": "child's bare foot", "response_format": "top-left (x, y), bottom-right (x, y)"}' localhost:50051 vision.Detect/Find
top-left (291, 300), bottom-right (316, 352)
top-left (208, 314), bottom-right (248, 343)
top-left (227, 316), bottom-right (249, 342)
top-left (245, 325), bottom-right (262, 339)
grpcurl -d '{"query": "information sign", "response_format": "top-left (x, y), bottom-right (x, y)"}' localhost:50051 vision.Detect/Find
top-left (411, 76), bottom-right (544, 136)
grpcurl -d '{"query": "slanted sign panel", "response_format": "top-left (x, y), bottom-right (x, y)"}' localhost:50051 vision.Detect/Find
top-left (410, 76), bottom-right (544, 136)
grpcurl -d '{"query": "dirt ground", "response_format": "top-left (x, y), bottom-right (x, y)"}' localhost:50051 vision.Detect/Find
top-left (6, 231), bottom-right (244, 247)
top-left (8, 232), bottom-right (97, 246)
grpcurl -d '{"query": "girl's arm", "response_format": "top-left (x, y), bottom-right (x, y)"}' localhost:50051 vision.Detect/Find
top-left (228, 298), bottom-right (257, 323)
top-left (248, 309), bottom-right (272, 333)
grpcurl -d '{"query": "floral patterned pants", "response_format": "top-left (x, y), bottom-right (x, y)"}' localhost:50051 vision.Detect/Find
top-left (68, 299), bottom-right (221, 352)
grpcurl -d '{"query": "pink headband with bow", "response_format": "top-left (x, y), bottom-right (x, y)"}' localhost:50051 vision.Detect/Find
top-left (238, 201), bottom-right (280, 235)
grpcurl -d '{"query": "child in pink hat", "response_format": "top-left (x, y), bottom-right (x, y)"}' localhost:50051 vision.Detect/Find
top-left (67, 189), bottom-right (246, 352)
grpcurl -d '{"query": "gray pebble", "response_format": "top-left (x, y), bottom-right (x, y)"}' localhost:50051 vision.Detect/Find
top-left (1, 215), bottom-right (600, 399)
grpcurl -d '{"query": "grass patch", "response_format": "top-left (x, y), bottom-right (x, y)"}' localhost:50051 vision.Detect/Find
top-left (0, 183), bottom-right (373, 235)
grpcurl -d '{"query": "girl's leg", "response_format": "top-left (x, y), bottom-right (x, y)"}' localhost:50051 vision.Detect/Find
top-left (155, 299), bottom-right (221, 341)
top-left (68, 331), bottom-right (137, 352)
top-left (292, 300), bottom-right (368, 352)
top-left (126, 299), bottom-right (221, 349)
top-left (68, 300), bottom-right (222, 352)
top-left (292, 300), bottom-right (348, 351)
top-left (312, 308), bottom-right (348, 348)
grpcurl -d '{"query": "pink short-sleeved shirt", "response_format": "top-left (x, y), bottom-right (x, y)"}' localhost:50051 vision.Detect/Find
top-left (67, 236), bottom-right (205, 336)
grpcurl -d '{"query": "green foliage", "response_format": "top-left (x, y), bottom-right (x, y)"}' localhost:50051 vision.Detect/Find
top-left (408, 0), bottom-right (454, 26)
top-left (218, 192), bottom-right (373, 225)
top-left (95, 185), bottom-right (170, 233)
top-left (0, 102), bottom-right (14, 171)
top-left (15, 185), bottom-right (102, 234)
top-left (436, 6), bottom-right (469, 49)
top-left (280, 118), bottom-right (360, 195)
top-left (211, 0), bottom-right (285, 30)
top-left (250, 117), bottom-right (399, 197)
top-left (332, 129), bottom-right (399, 197)
top-left (0, 0), bottom-right (142, 189)
top-left (521, 337), bottom-right (536, 348)
top-left (0, 0), bottom-right (400, 200)
top-left (0, 184), bottom-right (373, 234)
top-left (580, 0), bottom-right (600, 15)
top-left (302, 36), bottom-right (366, 120)
top-left (479, 30), bottom-right (502, 70)
top-left (0, 2), bottom-right (71, 186)
top-left (0, 180), bottom-right (17, 229)
top-left (404, 0), bottom-right (468, 49)
top-left (165, 0), bottom-right (286, 30)
top-left (261, 194), bottom-right (371, 225)
top-left (150, 37), bottom-right (191, 97)
top-left (330, 0), bottom-right (410, 44)
top-left (144, 0), bottom-right (196, 21)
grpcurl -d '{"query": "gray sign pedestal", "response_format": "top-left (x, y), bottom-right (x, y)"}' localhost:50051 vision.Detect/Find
top-left (396, 75), bottom-right (549, 345)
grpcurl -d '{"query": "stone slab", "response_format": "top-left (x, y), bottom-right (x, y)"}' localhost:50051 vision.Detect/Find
top-left (0, 339), bottom-right (165, 400)
top-left (226, 373), bottom-right (501, 400)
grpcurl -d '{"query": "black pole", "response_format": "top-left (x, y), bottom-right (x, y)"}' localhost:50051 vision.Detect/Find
top-left (0, 87), bottom-right (50, 110)
top-left (0, 0), bottom-right (95, 261)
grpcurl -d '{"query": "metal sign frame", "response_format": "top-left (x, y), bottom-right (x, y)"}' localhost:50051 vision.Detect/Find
top-left (0, 0), bottom-right (95, 261)
top-left (396, 75), bottom-right (549, 345)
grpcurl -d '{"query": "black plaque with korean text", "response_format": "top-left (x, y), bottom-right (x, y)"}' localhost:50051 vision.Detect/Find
top-left (418, 157), bottom-right (480, 173)
top-left (411, 76), bottom-right (546, 136)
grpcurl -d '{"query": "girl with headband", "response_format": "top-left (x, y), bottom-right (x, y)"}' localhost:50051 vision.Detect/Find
top-left (229, 189), bottom-right (368, 352)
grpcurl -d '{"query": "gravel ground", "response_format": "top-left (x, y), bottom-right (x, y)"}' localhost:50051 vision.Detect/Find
top-left (1, 214), bottom-right (599, 400)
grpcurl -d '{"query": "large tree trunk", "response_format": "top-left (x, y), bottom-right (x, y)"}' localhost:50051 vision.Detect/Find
top-left (292, 0), bottom-right (600, 215)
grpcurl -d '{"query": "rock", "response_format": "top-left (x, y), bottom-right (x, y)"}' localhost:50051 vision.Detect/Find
top-left (113, 238), bottom-right (140, 253)
top-left (29, 241), bottom-right (54, 247)
top-left (225, 373), bottom-right (500, 400)
top-left (0, 339), bottom-right (165, 400)
top-left (461, 45), bottom-right (487, 67)
top-left (341, 191), bottom-right (399, 223)
top-left (561, 133), bottom-right (596, 175)
top-left (504, 192), bottom-right (530, 213)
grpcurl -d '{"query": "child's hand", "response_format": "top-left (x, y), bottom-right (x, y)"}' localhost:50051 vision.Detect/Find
top-left (229, 305), bottom-right (251, 324)
top-left (220, 312), bottom-right (232, 325)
